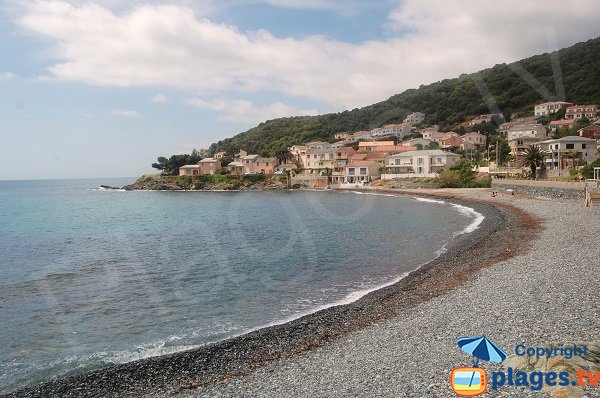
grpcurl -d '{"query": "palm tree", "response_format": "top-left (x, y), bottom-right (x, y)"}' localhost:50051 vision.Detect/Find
top-left (275, 148), bottom-right (294, 165)
top-left (521, 145), bottom-right (548, 180)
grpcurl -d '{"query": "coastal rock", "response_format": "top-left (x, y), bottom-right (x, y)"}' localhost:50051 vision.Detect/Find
top-left (121, 174), bottom-right (287, 191)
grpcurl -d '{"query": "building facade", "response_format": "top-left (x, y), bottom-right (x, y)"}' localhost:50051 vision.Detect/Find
top-left (404, 112), bottom-right (425, 124)
top-left (565, 104), bottom-right (598, 120)
top-left (534, 101), bottom-right (572, 117)
top-left (536, 137), bottom-right (598, 169)
top-left (382, 150), bottom-right (461, 179)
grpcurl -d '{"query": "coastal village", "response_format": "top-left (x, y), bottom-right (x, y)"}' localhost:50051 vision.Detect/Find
top-left (178, 103), bottom-right (600, 188)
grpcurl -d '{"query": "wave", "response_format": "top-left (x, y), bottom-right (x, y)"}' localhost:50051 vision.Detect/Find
top-left (450, 203), bottom-right (485, 235)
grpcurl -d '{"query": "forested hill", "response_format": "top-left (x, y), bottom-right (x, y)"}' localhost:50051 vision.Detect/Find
top-left (208, 37), bottom-right (600, 155)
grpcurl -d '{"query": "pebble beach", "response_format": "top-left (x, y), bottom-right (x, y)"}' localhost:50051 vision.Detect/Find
top-left (178, 190), bottom-right (599, 398)
top-left (3, 189), bottom-right (598, 398)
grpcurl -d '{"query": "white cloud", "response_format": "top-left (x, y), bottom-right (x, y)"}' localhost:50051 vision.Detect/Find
top-left (15, 1), bottom-right (600, 111)
top-left (152, 93), bottom-right (169, 103)
top-left (0, 71), bottom-right (15, 80)
top-left (185, 97), bottom-right (319, 124)
top-left (109, 110), bottom-right (140, 117)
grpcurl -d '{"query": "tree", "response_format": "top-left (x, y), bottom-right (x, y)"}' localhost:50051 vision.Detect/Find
top-left (521, 145), bottom-right (547, 180)
top-left (427, 141), bottom-right (440, 150)
top-left (275, 148), bottom-right (294, 164)
top-left (487, 135), bottom-right (511, 166)
top-left (449, 159), bottom-right (476, 186)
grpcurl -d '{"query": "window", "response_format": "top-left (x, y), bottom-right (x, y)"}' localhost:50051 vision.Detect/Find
top-left (360, 168), bottom-right (367, 175)
top-left (566, 144), bottom-right (575, 149)
top-left (417, 158), bottom-right (424, 165)
top-left (395, 159), bottom-right (401, 166)
top-left (348, 168), bottom-right (356, 175)
top-left (582, 144), bottom-right (587, 149)
top-left (436, 157), bottom-right (442, 164)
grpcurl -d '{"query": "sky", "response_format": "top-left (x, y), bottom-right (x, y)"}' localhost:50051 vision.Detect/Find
top-left (1, 0), bottom-right (600, 180)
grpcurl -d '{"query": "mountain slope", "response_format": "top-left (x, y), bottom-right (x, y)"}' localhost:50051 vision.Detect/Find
top-left (208, 37), bottom-right (600, 155)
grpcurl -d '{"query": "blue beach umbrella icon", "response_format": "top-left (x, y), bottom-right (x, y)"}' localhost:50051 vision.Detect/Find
top-left (457, 336), bottom-right (507, 387)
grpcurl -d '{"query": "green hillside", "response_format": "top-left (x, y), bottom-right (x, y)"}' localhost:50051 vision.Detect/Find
top-left (205, 37), bottom-right (600, 156)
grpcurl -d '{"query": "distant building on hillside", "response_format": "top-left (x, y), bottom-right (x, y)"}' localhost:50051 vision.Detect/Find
top-left (565, 104), bottom-right (598, 120)
top-left (358, 141), bottom-right (395, 152)
top-left (548, 119), bottom-right (576, 132)
top-left (334, 132), bottom-right (350, 141)
top-left (370, 123), bottom-right (413, 138)
top-left (470, 113), bottom-right (504, 125)
top-left (534, 101), bottom-right (572, 117)
top-left (462, 132), bottom-right (487, 149)
top-left (404, 112), bottom-right (425, 124)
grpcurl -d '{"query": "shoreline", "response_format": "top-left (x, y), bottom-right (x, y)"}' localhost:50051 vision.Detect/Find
top-left (2, 191), bottom-right (540, 398)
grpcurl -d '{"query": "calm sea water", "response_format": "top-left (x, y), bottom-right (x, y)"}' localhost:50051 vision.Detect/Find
top-left (0, 178), bottom-right (482, 392)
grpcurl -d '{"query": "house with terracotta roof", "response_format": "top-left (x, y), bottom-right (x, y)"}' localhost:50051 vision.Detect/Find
top-left (363, 152), bottom-right (388, 166)
top-left (358, 141), bottom-right (395, 152)
top-left (214, 151), bottom-right (226, 160)
top-left (462, 132), bottom-right (487, 149)
top-left (331, 147), bottom-right (356, 184)
top-left (179, 158), bottom-right (222, 176)
top-left (565, 104), bottom-right (598, 120)
top-left (304, 148), bottom-right (336, 171)
top-left (382, 150), bottom-right (461, 179)
top-left (440, 136), bottom-right (464, 149)
top-left (534, 101), bottom-right (572, 117)
top-left (549, 119), bottom-right (576, 133)
top-left (370, 145), bottom-right (418, 154)
top-left (227, 149), bottom-right (278, 175)
top-left (179, 164), bottom-right (201, 176)
top-left (579, 124), bottom-right (600, 140)
top-left (344, 161), bottom-right (381, 184)
top-left (199, 158), bottom-right (222, 175)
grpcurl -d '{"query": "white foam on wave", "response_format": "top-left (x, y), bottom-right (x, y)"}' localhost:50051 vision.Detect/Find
top-left (450, 203), bottom-right (485, 235)
top-left (414, 197), bottom-right (446, 204)
top-left (347, 190), bottom-right (396, 197)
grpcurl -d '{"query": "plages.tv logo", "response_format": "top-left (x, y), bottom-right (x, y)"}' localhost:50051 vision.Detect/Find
top-left (450, 336), bottom-right (507, 396)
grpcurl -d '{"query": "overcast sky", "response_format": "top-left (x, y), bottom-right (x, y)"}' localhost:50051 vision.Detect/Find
top-left (1, 0), bottom-right (600, 179)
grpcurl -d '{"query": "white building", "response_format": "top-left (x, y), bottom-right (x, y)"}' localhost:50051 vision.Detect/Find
top-left (536, 136), bottom-right (598, 169)
top-left (404, 112), bottom-right (425, 124)
top-left (371, 123), bottom-right (413, 138)
top-left (382, 150), bottom-right (461, 179)
top-left (534, 102), bottom-right (572, 117)
top-left (304, 148), bottom-right (336, 171)
top-left (507, 124), bottom-right (547, 141)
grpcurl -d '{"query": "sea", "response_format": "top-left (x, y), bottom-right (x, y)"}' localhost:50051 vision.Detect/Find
top-left (0, 178), bottom-right (484, 393)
